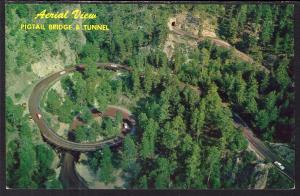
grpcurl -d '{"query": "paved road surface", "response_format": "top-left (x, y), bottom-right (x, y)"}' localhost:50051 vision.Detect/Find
top-left (29, 62), bottom-right (294, 182)
top-left (169, 25), bottom-right (293, 181)
top-left (28, 63), bottom-right (134, 152)
top-left (233, 114), bottom-right (294, 181)
top-left (28, 30), bottom-right (293, 186)
top-left (59, 152), bottom-right (88, 189)
top-left (170, 26), bottom-right (270, 74)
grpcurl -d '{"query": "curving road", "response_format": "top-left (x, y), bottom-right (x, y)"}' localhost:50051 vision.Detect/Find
top-left (28, 27), bottom-right (294, 185)
top-left (168, 24), bottom-right (293, 182)
top-left (170, 26), bottom-right (270, 74)
top-left (59, 152), bottom-right (88, 189)
top-left (165, 25), bottom-right (293, 181)
top-left (233, 115), bottom-right (295, 181)
top-left (28, 63), bottom-right (134, 152)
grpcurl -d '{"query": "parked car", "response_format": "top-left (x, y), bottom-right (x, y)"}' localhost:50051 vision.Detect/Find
top-left (274, 161), bottom-right (285, 170)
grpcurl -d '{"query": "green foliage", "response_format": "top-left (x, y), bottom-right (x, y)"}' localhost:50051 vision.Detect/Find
top-left (115, 111), bottom-right (123, 126)
top-left (6, 97), bottom-right (57, 188)
top-left (191, 100), bottom-right (206, 139)
top-left (72, 72), bottom-right (87, 106)
top-left (152, 157), bottom-right (173, 189)
top-left (6, 96), bottom-right (24, 130)
top-left (101, 117), bottom-right (120, 137)
top-left (58, 96), bottom-right (74, 123)
top-left (131, 69), bottom-right (141, 95)
top-left (136, 175), bottom-right (148, 189)
top-left (121, 135), bottom-right (137, 171)
top-left (45, 89), bottom-right (61, 114)
top-left (185, 144), bottom-right (204, 188)
top-left (33, 145), bottom-right (56, 187)
top-left (206, 147), bottom-right (221, 188)
top-left (6, 140), bottom-right (19, 186)
top-left (98, 145), bottom-right (115, 184)
top-left (80, 106), bottom-right (93, 123)
top-left (84, 61), bottom-right (98, 106)
top-left (15, 4), bottom-right (29, 18)
top-left (140, 118), bottom-right (159, 159)
top-left (45, 176), bottom-right (63, 189)
top-left (80, 43), bottom-right (100, 62)
top-left (6, 4), bottom-right (294, 189)
top-left (266, 167), bottom-right (294, 189)
top-left (14, 93), bottom-right (22, 100)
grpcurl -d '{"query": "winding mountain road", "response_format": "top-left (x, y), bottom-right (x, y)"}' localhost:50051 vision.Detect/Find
top-left (28, 63), bottom-right (134, 152)
top-left (170, 26), bottom-right (270, 74)
top-left (168, 24), bottom-right (294, 181)
top-left (28, 27), bottom-right (294, 187)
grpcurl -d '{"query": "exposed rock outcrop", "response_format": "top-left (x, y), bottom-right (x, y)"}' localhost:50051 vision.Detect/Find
top-left (251, 163), bottom-right (271, 189)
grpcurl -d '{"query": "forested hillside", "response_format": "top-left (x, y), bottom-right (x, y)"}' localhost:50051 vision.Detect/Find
top-left (6, 4), bottom-right (294, 189)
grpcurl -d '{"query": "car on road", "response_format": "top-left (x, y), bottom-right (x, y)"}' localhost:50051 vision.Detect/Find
top-left (36, 113), bottom-right (42, 119)
top-left (60, 70), bottom-right (66, 75)
top-left (110, 64), bottom-right (118, 68)
top-left (123, 122), bottom-right (129, 129)
top-left (274, 161), bottom-right (285, 170)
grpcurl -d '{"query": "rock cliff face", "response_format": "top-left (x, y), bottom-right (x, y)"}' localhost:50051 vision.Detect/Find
top-left (251, 163), bottom-right (271, 189)
top-left (32, 5), bottom-right (86, 78)
top-left (163, 12), bottom-right (217, 59)
top-left (6, 5), bottom-right (87, 105)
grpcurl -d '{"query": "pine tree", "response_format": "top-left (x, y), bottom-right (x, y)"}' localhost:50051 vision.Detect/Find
top-left (185, 144), bottom-right (204, 188)
top-left (153, 157), bottom-right (173, 189)
top-left (140, 119), bottom-right (158, 159)
top-left (121, 135), bottom-right (137, 171)
top-left (98, 145), bottom-right (115, 184)
top-left (46, 89), bottom-right (61, 114)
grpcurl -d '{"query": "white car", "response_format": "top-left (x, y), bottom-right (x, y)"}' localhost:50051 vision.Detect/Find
top-left (110, 64), bottom-right (118, 68)
top-left (36, 113), bottom-right (42, 119)
top-left (60, 70), bottom-right (66, 75)
top-left (123, 122), bottom-right (129, 129)
top-left (274, 161), bottom-right (285, 170)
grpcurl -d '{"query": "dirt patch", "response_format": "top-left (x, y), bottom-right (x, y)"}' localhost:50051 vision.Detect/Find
top-left (201, 18), bottom-right (217, 38)
top-left (202, 29), bottom-right (216, 38)
top-left (163, 32), bottom-right (198, 59)
top-left (50, 80), bottom-right (66, 100)
top-left (57, 122), bottom-right (69, 138)
top-left (165, 13), bottom-right (212, 59)
top-left (31, 55), bottom-right (64, 78)
top-left (31, 33), bottom-right (77, 78)
top-left (163, 34), bottom-right (176, 59)
top-left (6, 71), bottom-right (38, 107)
top-left (252, 163), bottom-right (272, 189)
top-left (107, 105), bottom-right (132, 116)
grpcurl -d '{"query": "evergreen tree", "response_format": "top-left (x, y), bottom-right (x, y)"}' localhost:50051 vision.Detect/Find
top-left (140, 119), bottom-right (158, 159)
top-left (98, 145), bottom-right (115, 184)
top-left (121, 135), bottom-right (137, 171)
top-left (46, 89), bottom-right (61, 114)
